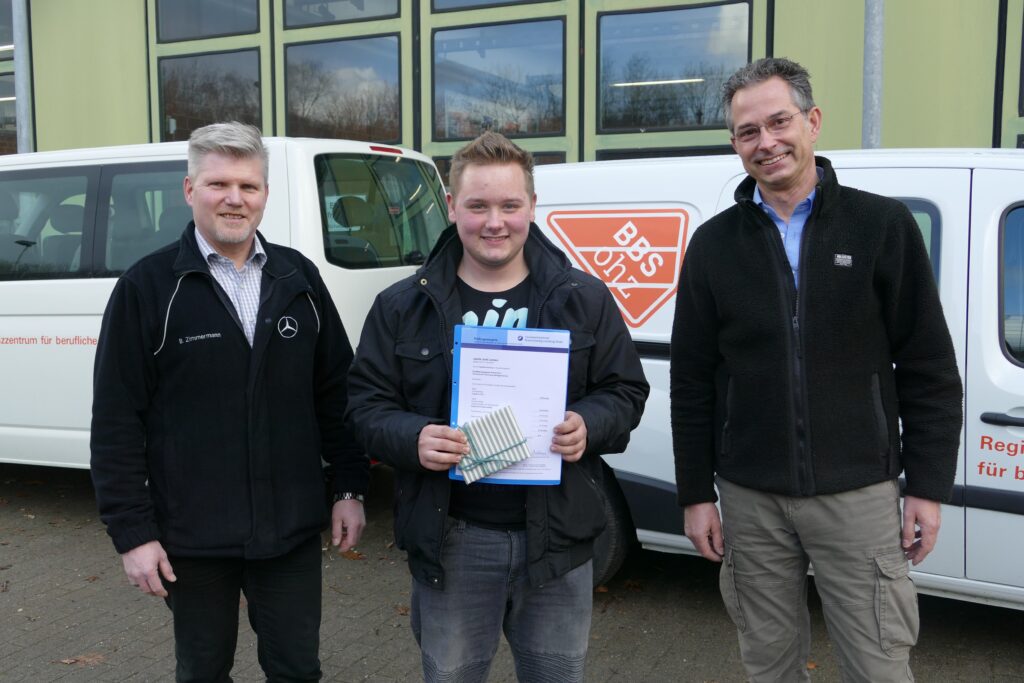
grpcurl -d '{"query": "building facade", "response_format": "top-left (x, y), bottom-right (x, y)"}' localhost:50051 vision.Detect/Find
top-left (6, 0), bottom-right (1024, 165)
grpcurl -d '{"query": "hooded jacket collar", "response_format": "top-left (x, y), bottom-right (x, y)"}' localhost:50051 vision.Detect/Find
top-left (415, 222), bottom-right (573, 303)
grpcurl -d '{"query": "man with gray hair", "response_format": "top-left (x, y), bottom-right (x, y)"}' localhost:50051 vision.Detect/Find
top-left (91, 121), bottom-right (367, 681)
top-left (671, 58), bottom-right (962, 680)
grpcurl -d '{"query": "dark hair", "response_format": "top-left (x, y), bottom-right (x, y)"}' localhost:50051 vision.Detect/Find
top-left (722, 58), bottom-right (815, 131)
top-left (448, 131), bottom-right (534, 198)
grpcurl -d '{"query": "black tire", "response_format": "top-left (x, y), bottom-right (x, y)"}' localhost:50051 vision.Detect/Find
top-left (591, 462), bottom-right (637, 587)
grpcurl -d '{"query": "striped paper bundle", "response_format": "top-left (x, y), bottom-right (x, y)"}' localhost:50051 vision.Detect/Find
top-left (458, 405), bottom-right (531, 484)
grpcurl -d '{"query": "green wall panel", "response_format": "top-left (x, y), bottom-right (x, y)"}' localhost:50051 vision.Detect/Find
top-left (32, 0), bottom-right (150, 150)
top-left (774, 0), bottom-right (865, 151)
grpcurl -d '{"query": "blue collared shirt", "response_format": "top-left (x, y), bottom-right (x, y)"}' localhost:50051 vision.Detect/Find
top-left (752, 167), bottom-right (822, 288)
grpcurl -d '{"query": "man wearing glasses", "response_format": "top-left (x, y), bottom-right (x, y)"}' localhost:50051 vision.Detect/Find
top-left (671, 58), bottom-right (962, 681)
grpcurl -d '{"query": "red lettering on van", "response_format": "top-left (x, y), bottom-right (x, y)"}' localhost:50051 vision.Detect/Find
top-left (546, 209), bottom-right (688, 327)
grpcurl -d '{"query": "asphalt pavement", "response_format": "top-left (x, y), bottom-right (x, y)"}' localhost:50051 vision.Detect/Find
top-left (1, 462), bottom-right (1022, 682)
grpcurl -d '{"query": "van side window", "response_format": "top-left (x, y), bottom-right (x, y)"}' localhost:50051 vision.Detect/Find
top-left (316, 153), bottom-right (448, 269)
top-left (97, 161), bottom-right (189, 274)
top-left (1004, 207), bottom-right (1024, 364)
top-left (898, 198), bottom-right (941, 280)
top-left (0, 170), bottom-right (96, 279)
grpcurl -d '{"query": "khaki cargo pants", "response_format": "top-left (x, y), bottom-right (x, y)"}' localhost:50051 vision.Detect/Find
top-left (717, 478), bottom-right (919, 682)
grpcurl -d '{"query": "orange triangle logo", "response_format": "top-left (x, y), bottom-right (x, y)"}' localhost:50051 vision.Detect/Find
top-left (547, 209), bottom-right (688, 327)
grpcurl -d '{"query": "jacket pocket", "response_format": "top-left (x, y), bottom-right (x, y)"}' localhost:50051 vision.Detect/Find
top-left (874, 549), bottom-right (920, 656)
top-left (719, 376), bottom-right (734, 458)
top-left (871, 373), bottom-right (889, 459)
top-left (395, 338), bottom-right (447, 416)
top-left (567, 331), bottom-right (596, 401)
top-left (545, 462), bottom-right (605, 551)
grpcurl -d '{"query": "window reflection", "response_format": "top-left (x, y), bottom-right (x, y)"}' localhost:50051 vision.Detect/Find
top-left (159, 50), bottom-right (262, 142)
top-left (0, 0), bottom-right (11, 61)
top-left (599, 2), bottom-right (748, 132)
top-left (434, 20), bottom-right (564, 140)
top-left (434, 0), bottom-right (541, 10)
top-left (286, 36), bottom-right (400, 142)
top-left (0, 74), bottom-right (13, 155)
top-left (285, 0), bottom-right (398, 28)
top-left (1004, 208), bottom-right (1024, 363)
top-left (157, 0), bottom-right (258, 42)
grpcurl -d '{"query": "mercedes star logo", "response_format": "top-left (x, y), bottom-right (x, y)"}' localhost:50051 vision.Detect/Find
top-left (277, 316), bottom-right (298, 339)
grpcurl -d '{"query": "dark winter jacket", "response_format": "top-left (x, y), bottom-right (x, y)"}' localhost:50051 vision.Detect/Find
top-left (346, 223), bottom-right (649, 589)
top-left (671, 157), bottom-right (962, 505)
top-left (91, 224), bottom-right (368, 558)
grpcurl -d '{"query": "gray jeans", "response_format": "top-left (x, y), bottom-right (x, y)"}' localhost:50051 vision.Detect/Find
top-left (411, 518), bottom-right (593, 683)
top-left (717, 477), bottom-right (918, 683)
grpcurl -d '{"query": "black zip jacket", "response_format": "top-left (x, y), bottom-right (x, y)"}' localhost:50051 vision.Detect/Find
top-left (671, 157), bottom-right (962, 505)
top-left (346, 224), bottom-right (649, 589)
top-left (91, 224), bottom-right (368, 558)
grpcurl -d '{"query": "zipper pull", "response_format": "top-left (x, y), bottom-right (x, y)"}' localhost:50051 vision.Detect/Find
top-left (792, 315), bottom-right (803, 358)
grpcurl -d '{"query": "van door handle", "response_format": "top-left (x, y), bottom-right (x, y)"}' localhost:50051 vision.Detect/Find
top-left (980, 412), bottom-right (1024, 427)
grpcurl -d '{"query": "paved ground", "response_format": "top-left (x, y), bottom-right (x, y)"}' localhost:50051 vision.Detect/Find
top-left (1, 462), bottom-right (1023, 682)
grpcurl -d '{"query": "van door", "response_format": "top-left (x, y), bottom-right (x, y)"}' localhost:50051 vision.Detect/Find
top-left (830, 166), bottom-right (970, 583)
top-left (963, 169), bottom-right (1024, 592)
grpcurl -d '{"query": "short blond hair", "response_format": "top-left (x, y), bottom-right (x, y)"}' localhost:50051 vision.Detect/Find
top-left (188, 121), bottom-right (268, 182)
top-left (448, 131), bottom-right (534, 198)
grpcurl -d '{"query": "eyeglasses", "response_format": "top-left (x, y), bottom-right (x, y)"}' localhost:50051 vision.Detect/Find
top-left (731, 110), bottom-right (807, 145)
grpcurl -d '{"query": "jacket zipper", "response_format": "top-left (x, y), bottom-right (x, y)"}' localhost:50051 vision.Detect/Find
top-left (750, 202), bottom-right (814, 495)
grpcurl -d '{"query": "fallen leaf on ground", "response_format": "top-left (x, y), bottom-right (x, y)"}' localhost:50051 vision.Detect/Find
top-left (58, 653), bottom-right (106, 666)
top-left (84, 576), bottom-right (99, 583)
top-left (594, 585), bottom-right (609, 593)
top-left (395, 604), bottom-right (410, 616)
top-left (340, 549), bottom-right (365, 560)
top-left (806, 661), bottom-right (818, 670)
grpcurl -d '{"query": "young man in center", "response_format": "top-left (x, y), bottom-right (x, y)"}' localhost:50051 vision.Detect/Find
top-left (346, 131), bottom-right (648, 682)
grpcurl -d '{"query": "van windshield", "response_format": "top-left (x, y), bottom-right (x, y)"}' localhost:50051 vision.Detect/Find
top-left (316, 153), bottom-right (448, 269)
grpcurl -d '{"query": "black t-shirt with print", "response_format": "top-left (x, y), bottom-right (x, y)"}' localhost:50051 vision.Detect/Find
top-left (449, 277), bottom-right (531, 529)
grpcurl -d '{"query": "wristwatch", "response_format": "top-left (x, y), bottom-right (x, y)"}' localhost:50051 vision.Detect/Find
top-left (333, 491), bottom-right (365, 504)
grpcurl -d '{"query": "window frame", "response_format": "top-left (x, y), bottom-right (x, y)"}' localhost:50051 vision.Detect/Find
top-left (157, 47), bottom-right (263, 142)
top-left (431, 0), bottom-right (551, 14)
top-left (282, 0), bottom-right (401, 30)
top-left (595, 0), bottom-right (752, 135)
top-left (999, 201), bottom-right (1024, 367)
top-left (430, 15), bottom-right (568, 143)
top-left (0, 166), bottom-right (100, 281)
top-left (92, 160), bottom-right (190, 277)
top-left (283, 32), bottom-right (403, 144)
top-left (897, 197), bottom-right (942, 282)
top-left (155, 0), bottom-right (261, 44)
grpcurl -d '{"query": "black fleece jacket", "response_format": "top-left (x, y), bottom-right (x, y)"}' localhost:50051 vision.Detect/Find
top-left (91, 224), bottom-right (368, 558)
top-left (671, 157), bottom-right (962, 505)
top-left (346, 224), bottom-right (649, 589)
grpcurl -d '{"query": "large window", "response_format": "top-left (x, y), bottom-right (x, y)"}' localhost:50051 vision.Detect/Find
top-left (286, 36), bottom-right (400, 142)
top-left (316, 153), bottom-right (448, 269)
top-left (159, 50), bottom-right (262, 142)
top-left (598, 2), bottom-right (748, 132)
top-left (1004, 207), bottom-right (1024, 363)
top-left (284, 0), bottom-right (398, 28)
top-left (433, 19), bottom-right (564, 140)
top-left (157, 0), bottom-right (258, 42)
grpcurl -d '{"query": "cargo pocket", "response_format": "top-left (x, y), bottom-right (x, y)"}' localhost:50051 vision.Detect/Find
top-left (874, 549), bottom-right (920, 656)
top-left (719, 548), bottom-right (747, 633)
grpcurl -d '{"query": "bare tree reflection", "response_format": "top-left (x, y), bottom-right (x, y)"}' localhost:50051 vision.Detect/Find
top-left (162, 58), bottom-right (261, 141)
top-left (287, 59), bottom-right (400, 142)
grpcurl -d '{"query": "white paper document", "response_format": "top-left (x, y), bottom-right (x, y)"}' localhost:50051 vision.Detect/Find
top-left (449, 325), bottom-right (570, 485)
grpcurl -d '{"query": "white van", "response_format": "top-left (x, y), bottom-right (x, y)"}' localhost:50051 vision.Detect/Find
top-left (534, 149), bottom-right (1024, 610)
top-left (0, 138), bottom-right (449, 469)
